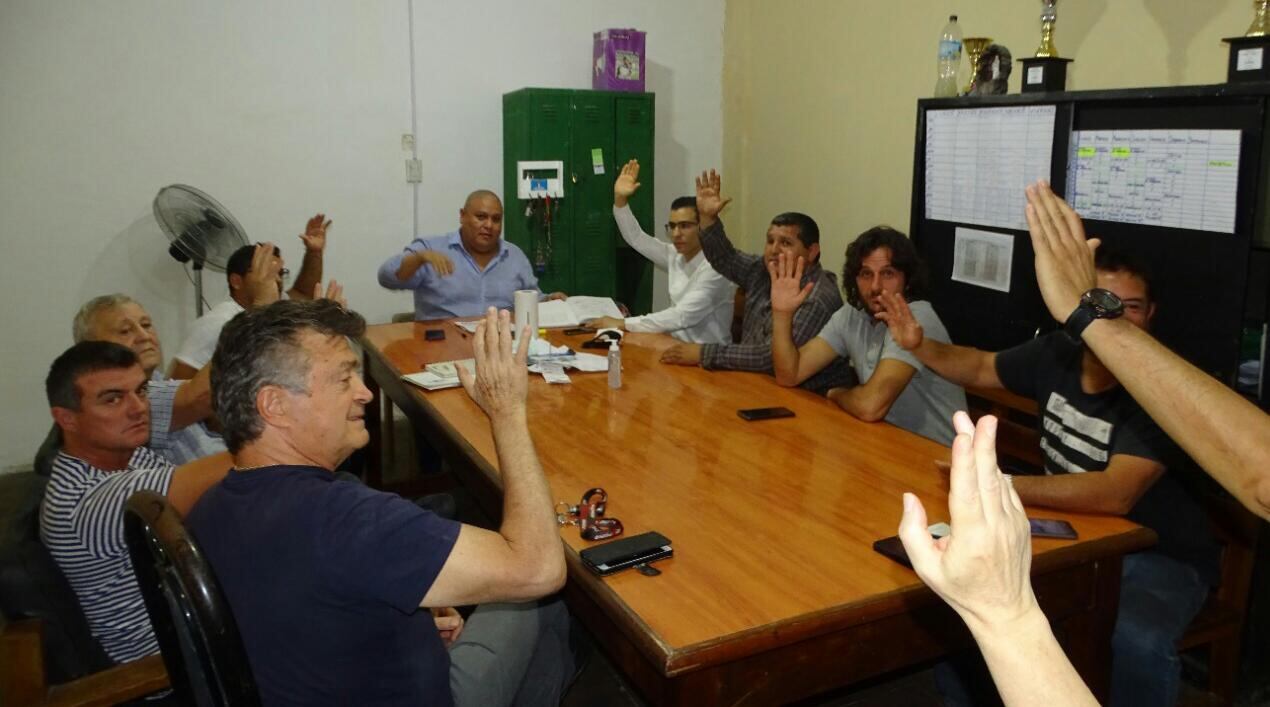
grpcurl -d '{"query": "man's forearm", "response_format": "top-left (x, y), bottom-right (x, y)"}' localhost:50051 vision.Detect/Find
top-left (170, 364), bottom-right (214, 431)
top-left (289, 249), bottom-right (323, 300)
top-left (771, 311), bottom-right (801, 385)
top-left (491, 412), bottom-right (564, 577)
top-left (1010, 473), bottom-right (1134, 516)
top-left (967, 606), bottom-right (1099, 707)
top-left (1084, 318), bottom-right (1270, 519)
top-left (912, 338), bottom-right (999, 390)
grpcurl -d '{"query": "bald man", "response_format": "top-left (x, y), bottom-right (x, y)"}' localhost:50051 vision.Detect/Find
top-left (378, 190), bottom-right (564, 321)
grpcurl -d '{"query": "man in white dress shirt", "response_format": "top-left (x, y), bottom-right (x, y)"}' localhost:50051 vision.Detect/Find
top-left (584, 160), bottom-right (735, 344)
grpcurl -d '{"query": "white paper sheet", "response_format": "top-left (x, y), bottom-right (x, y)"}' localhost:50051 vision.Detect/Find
top-left (1065, 129), bottom-right (1241, 234)
top-left (925, 105), bottom-right (1056, 231)
top-left (951, 227), bottom-right (1014, 293)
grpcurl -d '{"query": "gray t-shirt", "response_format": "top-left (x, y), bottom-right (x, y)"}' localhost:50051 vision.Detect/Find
top-left (816, 300), bottom-right (966, 445)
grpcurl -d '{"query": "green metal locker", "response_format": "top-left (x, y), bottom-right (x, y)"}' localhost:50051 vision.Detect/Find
top-left (502, 88), bottom-right (655, 314)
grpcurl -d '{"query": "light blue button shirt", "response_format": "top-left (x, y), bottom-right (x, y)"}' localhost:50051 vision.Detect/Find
top-left (378, 231), bottom-right (541, 320)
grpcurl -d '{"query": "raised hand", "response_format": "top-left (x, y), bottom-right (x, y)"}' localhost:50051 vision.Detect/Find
top-left (399, 250), bottom-right (455, 281)
top-left (299, 213), bottom-right (331, 253)
top-left (898, 412), bottom-right (1037, 633)
top-left (457, 308), bottom-right (530, 420)
top-left (614, 159), bottom-right (642, 207)
top-left (694, 169), bottom-right (732, 227)
top-left (874, 290), bottom-right (924, 350)
top-left (767, 253), bottom-right (813, 314)
top-left (1024, 181), bottom-right (1100, 324)
top-left (312, 280), bottom-right (347, 309)
top-left (243, 242), bottom-right (283, 307)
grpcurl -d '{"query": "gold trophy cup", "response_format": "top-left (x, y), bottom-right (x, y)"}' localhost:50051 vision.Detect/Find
top-left (1035, 0), bottom-right (1059, 57)
top-left (1249, 0), bottom-right (1270, 37)
top-left (963, 37), bottom-right (994, 94)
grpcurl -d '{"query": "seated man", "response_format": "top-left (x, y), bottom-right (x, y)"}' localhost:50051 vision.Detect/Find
top-left (39, 341), bottom-right (231, 663)
top-left (768, 227), bottom-right (966, 444)
top-left (70, 293), bottom-right (223, 464)
top-left (661, 169), bottom-right (855, 393)
top-left (172, 214), bottom-right (330, 376)
top-left (186, 301), bottom-right (574, 705)
top-left (378, 190), bottom-right (565, 320)
top-left (878, 247), bottom-right (1218, 707)
top-left (584, 159), bottom-right (735, 344)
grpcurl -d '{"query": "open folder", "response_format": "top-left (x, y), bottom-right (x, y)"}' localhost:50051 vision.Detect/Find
top-left (536, 296), bottom-right (623, 328)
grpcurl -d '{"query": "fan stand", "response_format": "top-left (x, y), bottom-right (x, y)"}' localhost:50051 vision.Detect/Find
top-left (192, 261), bottom-right (205, 317)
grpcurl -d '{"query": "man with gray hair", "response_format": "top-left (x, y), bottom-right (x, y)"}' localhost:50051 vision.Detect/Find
top-left (186, 301), bottom-right (575, 705)
top-left (58, 292), bottom-right (224, 466)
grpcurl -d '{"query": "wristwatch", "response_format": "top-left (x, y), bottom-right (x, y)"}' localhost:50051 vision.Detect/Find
top-left (1063, 288), bottom-right (1124, 342)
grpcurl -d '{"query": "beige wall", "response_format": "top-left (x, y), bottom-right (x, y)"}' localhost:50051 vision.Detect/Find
top-left (723, 0), bottom-right (1252, 280)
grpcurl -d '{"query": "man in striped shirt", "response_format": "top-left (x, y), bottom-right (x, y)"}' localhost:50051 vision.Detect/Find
top-left (39, 341), bottom-right (231, 663)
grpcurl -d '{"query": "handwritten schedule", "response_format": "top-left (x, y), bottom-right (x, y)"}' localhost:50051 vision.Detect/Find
top-left (924, 105), bottom-right (1057, 231)
top-left (1065, 130), bottom-right (1241, 234)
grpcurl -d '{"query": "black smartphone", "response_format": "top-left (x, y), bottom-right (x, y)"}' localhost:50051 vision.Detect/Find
top-left (563, 327), bottom-right (595, 336)
top-left (424, 329), bottom-right (446, 341)
top-left (872, 535), bottom-right (913, 568)
top-left (737, 407), bottom-right (795, 421)
top-left (1029, 518), bottom-right (1078, 539)
top-left (580, 531), bottom-right (673, 576)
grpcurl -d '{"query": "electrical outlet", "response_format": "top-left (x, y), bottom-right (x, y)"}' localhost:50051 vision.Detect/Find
top-left (402, 134), bottom-right (415, 151)
top-left (406, 158), bottom-right (423, 183)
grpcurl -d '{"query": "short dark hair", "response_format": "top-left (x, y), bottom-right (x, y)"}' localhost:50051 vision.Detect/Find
top-left (770, 212), bottom-right (820, 248)
top-left (669, 196), bottom-right (698, 213)
top-left (842, 226), bottom-right (929, 310)
top-left (1095, 245), bottom-right (1155, 303)
top-left (46, 341), bottom-right (139, 411)
top-left (211, 299), bottom-right (367, 454)
top-left (226, 243), bottom-right (283, 282)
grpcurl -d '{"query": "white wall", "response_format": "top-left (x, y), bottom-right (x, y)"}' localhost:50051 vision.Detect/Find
top-left (0, 0), bottom-right (724, 469)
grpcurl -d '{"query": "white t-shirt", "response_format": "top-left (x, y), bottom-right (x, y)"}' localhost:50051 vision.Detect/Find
top-left (174, 299), bottom-right (245, 369)
top-left (613, 205), bottom-right (735, 344)
top-left (816, 300), bottom-right (966, 445)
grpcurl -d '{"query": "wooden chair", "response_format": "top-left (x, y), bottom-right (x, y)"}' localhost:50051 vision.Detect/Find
top-left (1, 472), bottom-right (168, 706)
top-left (1176, 492), bottom-right (1260, 706)
top-left (123, 490), bottom-right (261, 706)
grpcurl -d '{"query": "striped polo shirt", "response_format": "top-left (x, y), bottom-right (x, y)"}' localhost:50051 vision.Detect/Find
top-left (39, 447), bottom-right (175, 663)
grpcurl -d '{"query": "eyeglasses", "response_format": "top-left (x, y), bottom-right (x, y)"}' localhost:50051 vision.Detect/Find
top-left (663, 221), bottom-right (699, 235)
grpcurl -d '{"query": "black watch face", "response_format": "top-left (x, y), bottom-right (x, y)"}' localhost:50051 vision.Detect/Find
top-left (1083, 288), bottom-right (1123, 315)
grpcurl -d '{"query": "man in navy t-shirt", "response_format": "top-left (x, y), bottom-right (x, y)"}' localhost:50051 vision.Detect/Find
top-left (186, 301), bottom-right (573, 706)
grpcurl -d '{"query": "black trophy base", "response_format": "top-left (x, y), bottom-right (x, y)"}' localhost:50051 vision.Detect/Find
top-left (1224, 36), bottom-right (1270, 83)
top-left (1020, 57), bottom-right (1072, 93)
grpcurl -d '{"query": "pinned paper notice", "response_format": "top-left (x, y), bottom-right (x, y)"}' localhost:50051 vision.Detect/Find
top-left (952, 227), bottom-right (1014, 293)
top-left (1238, 47), bottom-right (1264, 71)
top-left (591, 148), bottom-right (605, 175)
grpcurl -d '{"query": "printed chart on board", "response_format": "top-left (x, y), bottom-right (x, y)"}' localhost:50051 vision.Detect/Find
top-left (1065, 129), bottom-right (1240, 234)
top-left (924, 105), bottom-right (1057, 231)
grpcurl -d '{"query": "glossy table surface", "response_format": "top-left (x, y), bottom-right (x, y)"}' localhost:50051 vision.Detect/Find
top-left (362, 320), bottom-right (1155, 699)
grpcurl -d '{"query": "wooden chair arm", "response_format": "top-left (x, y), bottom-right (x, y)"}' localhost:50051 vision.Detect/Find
top-left (1, 619), bottom-right (169, 707)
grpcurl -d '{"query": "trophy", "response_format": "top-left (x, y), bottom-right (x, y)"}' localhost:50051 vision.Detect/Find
top-left (963, 37), bottom-right (994, 94)
top-left (1020, 0), bottom-right (1071, 92)
top-left (1249, 0), bottom-right (1269, 37)
top-left (1035, 0), bottom-right (1059, 57)
top-left (1225, 0), bottom-right (1270, 82)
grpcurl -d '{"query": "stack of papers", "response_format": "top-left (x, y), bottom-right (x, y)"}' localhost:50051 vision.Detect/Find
top-left (402, 358), bottom-right (475, 391)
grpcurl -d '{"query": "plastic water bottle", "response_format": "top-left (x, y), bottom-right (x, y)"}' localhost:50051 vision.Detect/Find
top-left (934, 15), bottom-right (962, 98)
top-left (607, 340), bottom-right (621, 389)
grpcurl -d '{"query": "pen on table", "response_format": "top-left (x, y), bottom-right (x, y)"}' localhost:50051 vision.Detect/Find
top-left (451, 321), bottom-right (471, 338)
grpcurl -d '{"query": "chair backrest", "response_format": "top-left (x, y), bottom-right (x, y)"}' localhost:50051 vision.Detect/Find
top-left (0, 471), bottom-right (113, 683)
top-left (123, 490), bottom-right (261, 707)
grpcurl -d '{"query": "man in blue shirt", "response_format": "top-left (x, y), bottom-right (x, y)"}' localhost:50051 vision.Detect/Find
top-left (379, 190), bottom-right (566, 320)
top-left (186, 301), bottom-right (574, 706)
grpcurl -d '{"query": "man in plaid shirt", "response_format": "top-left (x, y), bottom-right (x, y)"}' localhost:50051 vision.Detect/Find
top-left (660, 170), bottom-right (855, 394)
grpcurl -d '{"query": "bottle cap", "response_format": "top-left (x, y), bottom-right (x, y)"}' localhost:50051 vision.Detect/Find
top-left (950, 14), bottom-right (957, 21)
top-left (609, 340), bottom-right (619, 351)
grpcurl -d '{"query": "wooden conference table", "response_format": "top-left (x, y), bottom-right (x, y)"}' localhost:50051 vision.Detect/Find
top-left (361, 321), bottom-right (1155, 706)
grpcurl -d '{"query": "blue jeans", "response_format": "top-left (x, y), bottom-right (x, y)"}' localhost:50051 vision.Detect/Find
top-left (1109, 552), bottom-right (1209, 707)
top-left (936, 552), bottom-right (1208, 707)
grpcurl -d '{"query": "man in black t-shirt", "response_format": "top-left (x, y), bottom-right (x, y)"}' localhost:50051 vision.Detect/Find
top-left (878, 248), bottom-right (1217, 707)
top-left (186, 301), bottom-right (574, 707)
